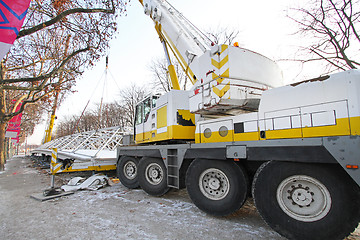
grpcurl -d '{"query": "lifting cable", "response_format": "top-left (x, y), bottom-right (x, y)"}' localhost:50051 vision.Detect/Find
top-left (98, 57), bottom-right (108, 129)
top-left (72, 56), bottom-right (109, 134)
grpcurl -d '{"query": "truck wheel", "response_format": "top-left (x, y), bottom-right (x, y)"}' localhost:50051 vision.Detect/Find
top-left (138, 157), bottom-right (170, 196)
top-left (186, 159), bottom-right (249, 216)
top-left (252, 161), bottom-right (360, 240)
top-left (116, 156), bottom-right (139, 189)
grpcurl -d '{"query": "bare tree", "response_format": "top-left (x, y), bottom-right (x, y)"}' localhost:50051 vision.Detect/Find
top-left (54, 83), bottom-right (149, 138)
top-left (96, 102), bottom-right (128, 129)
top-left (55, 115), bottom-right (77, 138)
top-left (0, 0), bottom-right (129, 170)
top-left (205, 27), bottom-right (240, 45)
top-left (56, 103), bottom-right (125, 138)
top-left (18, 102), bottom-right (44, 141)
top-left (119, 84), bottom-right (151, 127)
top-left (288, 0), bottom-right (359, 72)
top-left (149, 57), bottom-right (187, 93)
top-left (55, 85), bottom-right (149, 138)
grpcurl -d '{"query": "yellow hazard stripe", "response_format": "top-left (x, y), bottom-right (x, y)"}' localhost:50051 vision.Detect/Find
top-left (211, 44), bottom-right (230, 98)
top-left (212, 82), bottom-right (230, 98)
top-left (51, 163), bottom-right (62, 174)
top-left (220, 68), bottom-right (230, 78)
top-left (221, 45), bottom-right (228, 54)
top-left (53, 164), bottom-right (63, 174)
top-left (212, 70), bottom-right (230, 85)
top-left (211, 55), bottom-right (229, 69)
top-left (51, 148), bottom-right (58, 163)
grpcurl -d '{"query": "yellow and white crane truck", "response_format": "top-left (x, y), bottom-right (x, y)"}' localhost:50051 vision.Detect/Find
top-left (116, 1), bottom-right (360, 239)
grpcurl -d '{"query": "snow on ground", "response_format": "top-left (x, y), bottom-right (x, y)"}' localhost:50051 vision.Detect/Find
top-left (0, 156), bottom-right (359, 240)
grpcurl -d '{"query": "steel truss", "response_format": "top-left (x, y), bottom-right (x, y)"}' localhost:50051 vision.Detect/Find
top-left (31, 127), bottom-right (129, 170)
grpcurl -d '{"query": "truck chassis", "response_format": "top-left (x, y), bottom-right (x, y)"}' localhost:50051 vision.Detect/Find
top-left (117, 135), bottom-right (360, 240)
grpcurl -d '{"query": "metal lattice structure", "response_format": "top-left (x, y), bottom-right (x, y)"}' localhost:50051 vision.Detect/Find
top-left (31, 127), bottom-right (131, 171)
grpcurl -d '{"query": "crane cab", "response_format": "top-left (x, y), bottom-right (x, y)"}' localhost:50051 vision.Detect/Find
top-left (134, 90), bottom-right (197, 144)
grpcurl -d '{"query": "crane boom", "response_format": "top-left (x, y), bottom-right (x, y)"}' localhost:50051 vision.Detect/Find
top-left (140, 0), bottom-right (284, 115)
top-left (140, 0), bottom-right (211, 87)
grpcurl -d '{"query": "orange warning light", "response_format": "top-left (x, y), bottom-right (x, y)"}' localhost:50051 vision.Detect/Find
top-left (234, 42), bottom-right (239, 47)
top-left (346, 165), bottom-right (359, 169)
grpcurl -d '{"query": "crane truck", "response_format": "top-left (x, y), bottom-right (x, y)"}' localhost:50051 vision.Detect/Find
top-left (116, 1), bottom-right (360, 239)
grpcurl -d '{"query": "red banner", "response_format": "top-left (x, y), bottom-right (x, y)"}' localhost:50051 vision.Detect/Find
top-left (5, 101), bottom-right (22, 144)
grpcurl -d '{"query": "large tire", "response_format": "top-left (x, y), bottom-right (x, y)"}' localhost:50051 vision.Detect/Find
top-left (138, 157), bottom-right (170, 196)
top-left (186, 159), bottom-right (249, 216)
top-left (252, 161), bottom-right (360, 240)
top-left (116, 156), bottom-right (140, 189)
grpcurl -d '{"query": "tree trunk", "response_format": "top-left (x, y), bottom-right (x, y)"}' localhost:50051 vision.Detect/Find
top-left (0, 87), bottom-right (6, 170)
top-left (0, 121), bottom-right (6, 171)
top-left (0, 62), bottom-right (7, 171)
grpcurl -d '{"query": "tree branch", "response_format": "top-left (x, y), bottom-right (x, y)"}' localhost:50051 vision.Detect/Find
top-left (1, 46), bottom-right (90, 85)
top-left (310, 48), bottom-right (347, 70)
top-left (17, 5), bottom-right (115, 39)
top-left (6, 90), bottom-right (54, 120)
top-left (1, 85), bottom-right (41, 91)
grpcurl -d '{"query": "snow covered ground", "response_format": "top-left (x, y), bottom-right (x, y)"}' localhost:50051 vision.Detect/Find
top-left (0, 156), bottom-right (358, 240)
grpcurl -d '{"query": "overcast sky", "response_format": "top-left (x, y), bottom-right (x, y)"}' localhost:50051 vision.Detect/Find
top-left (28, 0), bottom-right (318, 144)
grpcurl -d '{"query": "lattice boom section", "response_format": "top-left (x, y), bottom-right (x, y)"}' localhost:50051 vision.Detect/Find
top-left (36, 126), bottom-right (128, 153)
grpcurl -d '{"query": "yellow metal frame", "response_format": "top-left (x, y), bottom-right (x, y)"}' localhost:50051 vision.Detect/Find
top-left (196, 117), bottom-right (359, 144)
top-left (58, 164), bottom-right (117, 173)
top-left (136, 125), bottom-right (195, 144)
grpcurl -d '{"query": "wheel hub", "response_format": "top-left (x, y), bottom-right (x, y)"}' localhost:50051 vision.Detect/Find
top-left (150, 169), bottom-right (159, 178)
top-left (145, 163), bottom-right (163, 185)
top-left (277, 175), bottom-right (332, 222)
top-left (199, 168), bottom-right (230, 201)
top-left (209, 177), bottom-right (221, 190)
top-left (290, 187), bottom-right (313, 207)
top-left (124, 161), bottom-right (137, 180)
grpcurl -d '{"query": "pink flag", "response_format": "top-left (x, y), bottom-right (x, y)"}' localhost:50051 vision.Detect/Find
top-left (5, 101), bottom-right (23, 144)
top-left (0, 0), bottom-right (31, 59)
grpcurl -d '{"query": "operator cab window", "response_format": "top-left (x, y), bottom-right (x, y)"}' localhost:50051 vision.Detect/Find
top-left (135, 103), bottom-right (143, 125)
top-left (136, 96), bottom-right (159, 125)
top-left (144, 98), bottom-right (151, 122)
top-left (152, 95), bottom-right (159, 108)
